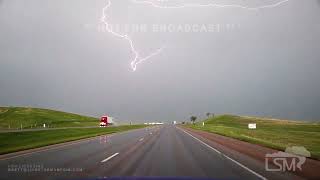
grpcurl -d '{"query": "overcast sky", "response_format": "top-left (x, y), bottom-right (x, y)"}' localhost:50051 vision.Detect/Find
top-left (0, 0), bottom-right (320, 122)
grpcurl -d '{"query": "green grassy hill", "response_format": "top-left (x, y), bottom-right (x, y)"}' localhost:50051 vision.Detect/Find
top-left (0, 107), bottom-right (98, 129)
top-left (187, 115), bottom-right (320, 159)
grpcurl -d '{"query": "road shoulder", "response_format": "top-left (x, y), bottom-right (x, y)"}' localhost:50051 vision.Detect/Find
top-left (180, 126), bottom-right (320, 180)
top-left (0, 127), bottom-right (147, 160)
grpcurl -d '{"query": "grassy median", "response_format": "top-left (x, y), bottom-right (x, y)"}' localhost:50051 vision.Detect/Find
top-left (0, 125), bottom-right (146, 155)
top-left (186, 115), bottom-right (320, 159)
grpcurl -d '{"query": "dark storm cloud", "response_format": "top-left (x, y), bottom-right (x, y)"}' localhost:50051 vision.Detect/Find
top-left (0, 0), bottom-right (320, 122)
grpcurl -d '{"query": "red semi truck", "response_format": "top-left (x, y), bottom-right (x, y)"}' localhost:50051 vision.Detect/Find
top-left (99, 116), bottom-right (113, 127)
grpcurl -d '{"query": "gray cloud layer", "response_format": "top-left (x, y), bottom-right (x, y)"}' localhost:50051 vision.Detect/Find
top-left (0, 0), bottom-right (320, 122)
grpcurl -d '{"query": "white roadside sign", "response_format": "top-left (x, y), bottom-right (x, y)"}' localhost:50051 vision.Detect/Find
top-left (248, 123), bottom-right (256, 129)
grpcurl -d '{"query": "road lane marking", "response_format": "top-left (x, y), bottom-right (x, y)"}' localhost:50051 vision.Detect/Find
top-left (101, 152), bottom-right (119, 163)
top-left (177, 127), bottom-right (267, 180)
top-left (139, 138), bottom-right (144, 141)
top-left (0, 136), bottom-right (112, 161)
top-left (0, 127), bottom-right (147, 161)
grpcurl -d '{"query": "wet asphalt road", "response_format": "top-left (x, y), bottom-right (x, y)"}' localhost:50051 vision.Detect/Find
top-left (0, 125), bottom-right (264, 180)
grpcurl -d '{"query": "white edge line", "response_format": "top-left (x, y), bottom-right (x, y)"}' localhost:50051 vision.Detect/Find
top-left (177, 127), bottom-right (267, 180)
top-left (101, 152), bottom-right (119, 163)
top-left (0, 127), bottom-right (145, 161)
top-left (0, 136), bottom-right (110, 161)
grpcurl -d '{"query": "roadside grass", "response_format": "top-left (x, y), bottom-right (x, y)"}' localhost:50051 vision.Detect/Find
top-left (186, 115), bottom-right (320, 160)
top-left (0, 125), bottom-right (146, 155)
top-left (0, 107), bottom-right (98, 129)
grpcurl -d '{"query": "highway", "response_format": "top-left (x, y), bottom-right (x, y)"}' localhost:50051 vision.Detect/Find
top-left (0, 125), bottom-right (300, 180)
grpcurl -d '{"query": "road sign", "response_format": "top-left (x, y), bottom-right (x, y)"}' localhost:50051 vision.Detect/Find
top-left (248, 123), bottom-right (256, 129)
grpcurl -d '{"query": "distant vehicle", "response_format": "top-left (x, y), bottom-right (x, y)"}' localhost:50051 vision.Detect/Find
top-left (99, 115), bottom-right (113, 127)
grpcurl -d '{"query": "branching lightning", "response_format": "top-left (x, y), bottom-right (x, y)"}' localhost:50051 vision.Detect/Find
top-left (131, 0), bottom-right (290, 10)
top-left (102, 0), bottom-right (290, 71)
top-left (102, 0), bottom-right (164, 71)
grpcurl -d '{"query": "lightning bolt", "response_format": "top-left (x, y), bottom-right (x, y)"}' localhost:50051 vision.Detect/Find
top-left (102, 0), bottom-right (290, 71)
top-left (131, 0), bottom-right (290, 10)
top-left (102, 0), bottom-right (163, 72)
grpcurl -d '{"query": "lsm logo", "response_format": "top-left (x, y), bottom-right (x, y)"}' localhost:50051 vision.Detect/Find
top-left (265, 146), bottom-right (310, 172)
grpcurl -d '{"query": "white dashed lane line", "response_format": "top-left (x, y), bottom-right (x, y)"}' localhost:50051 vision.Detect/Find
top-left (101, 152), bottom-right (119, 163)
